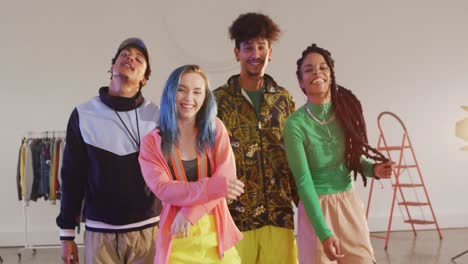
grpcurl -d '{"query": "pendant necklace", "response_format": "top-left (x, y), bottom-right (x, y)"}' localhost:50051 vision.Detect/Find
top-left (305, 103), bottom-right (335, 138)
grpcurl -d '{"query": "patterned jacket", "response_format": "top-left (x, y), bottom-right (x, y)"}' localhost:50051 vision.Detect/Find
top-left (213, 74), bottom-right (299, 231)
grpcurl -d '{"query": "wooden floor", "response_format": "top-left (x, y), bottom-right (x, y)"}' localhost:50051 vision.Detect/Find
top-left (0, 228), bottom-right (467, 263)
top-left (371, 228), bottom-right (468, 264)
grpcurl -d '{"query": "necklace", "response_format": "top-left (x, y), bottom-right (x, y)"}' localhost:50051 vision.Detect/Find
top-left (305, 104), bottom-right (336, 125)
top-left (305, 104), bottom-right (336, 139)
top-left (114, 109), bottom-right (141, 148)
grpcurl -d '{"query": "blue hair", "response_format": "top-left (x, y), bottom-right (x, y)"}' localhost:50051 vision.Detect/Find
top-left (159, 65), bottom-right (217, 158)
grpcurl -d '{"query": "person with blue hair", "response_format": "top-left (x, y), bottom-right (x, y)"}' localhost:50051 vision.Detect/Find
top-left (139, 64), bottom-right (245, 264)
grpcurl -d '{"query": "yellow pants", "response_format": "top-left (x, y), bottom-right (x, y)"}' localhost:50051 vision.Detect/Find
top-left (169, 215), bottom-right (240, 264)
top-left (235, 225), bottom-right (298, 264)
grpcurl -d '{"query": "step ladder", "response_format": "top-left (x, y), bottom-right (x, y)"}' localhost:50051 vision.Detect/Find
top-left (366, 111), bottom-right (442, 249)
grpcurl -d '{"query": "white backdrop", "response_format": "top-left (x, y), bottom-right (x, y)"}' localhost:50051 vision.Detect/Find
top-left (1, 0), bottom-right (467, 246)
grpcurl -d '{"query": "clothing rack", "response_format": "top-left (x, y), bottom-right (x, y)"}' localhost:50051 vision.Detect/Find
top-left (16, 130), bottom-right (84, 259)
top-left (25, 130), bottom-right (66, 139)
top-left (17, 200), bottom-right (65, 259)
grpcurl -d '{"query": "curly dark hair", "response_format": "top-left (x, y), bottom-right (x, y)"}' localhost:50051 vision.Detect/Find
top-left (296, 44), bottom-right (388, 186)
top-left (229, 12), bottom-right (280, 48)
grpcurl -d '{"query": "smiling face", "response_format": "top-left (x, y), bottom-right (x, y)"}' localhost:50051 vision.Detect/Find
top-left (176, 72), bottom-right (207, 122)
top-left (235, 37), bottom-right (272, 78)
top-left (299, 52), bottom-right (332, 104)
top-left (111, 47), bottom-right (148, 87)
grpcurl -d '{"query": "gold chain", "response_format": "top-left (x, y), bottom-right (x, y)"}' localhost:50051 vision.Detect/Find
top-left (305, 105), bottom-right (336, 125)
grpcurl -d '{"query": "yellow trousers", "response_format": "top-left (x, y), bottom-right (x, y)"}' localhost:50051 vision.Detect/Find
top-left (235, 225), bottom-right (298, 264)
top-left (169, 215), bottom-right (240, 264)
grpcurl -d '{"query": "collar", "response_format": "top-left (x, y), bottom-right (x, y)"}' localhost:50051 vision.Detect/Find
top-left (225, 74), bottom-right (281, 96)
top-left (99, 87), bottom-right (144, 111)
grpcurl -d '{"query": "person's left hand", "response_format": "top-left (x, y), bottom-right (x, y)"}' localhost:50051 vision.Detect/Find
top-left (373, 161), bottom-right (395, 179)
top-left (322, 236), bottom-right (344, 261)
top-left (374, 161), bottom-right (395, 179)
top-left (171, 210), bottom-right (191, 238)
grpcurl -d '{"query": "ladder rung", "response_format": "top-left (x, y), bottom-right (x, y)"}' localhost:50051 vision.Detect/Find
top-left (377, 146), bottom-right (411, 151)
top-left (370, 234), bottom-right (386, 239)
top-left (404, 219), bottom-right (435, 225)
top-left (393, 183), bottom-right (423, 188)
top-left (396, 165), bottom-right (418, 169)
top-left (399, 202), bottom-right (429, 206)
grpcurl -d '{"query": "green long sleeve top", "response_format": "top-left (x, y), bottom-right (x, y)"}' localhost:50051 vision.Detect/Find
top-left (284, 102), bottom-right (374, 242)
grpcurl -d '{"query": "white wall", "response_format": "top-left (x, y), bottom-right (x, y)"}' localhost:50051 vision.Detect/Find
top-left (1, 0), bottom-right (467, 246)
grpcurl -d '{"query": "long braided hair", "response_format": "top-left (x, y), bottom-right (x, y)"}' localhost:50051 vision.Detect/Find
top-left (296, 44), bottom-right (388, 186)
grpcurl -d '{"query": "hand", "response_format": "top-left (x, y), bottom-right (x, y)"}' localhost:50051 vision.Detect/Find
top-left (171, 210), bottom-right (191, 238)
top-left (61, 240), bottom-right (79, 264)
top-left (227, 178), bottom-right (244, 200)
top-left (322, 236), bottom-right (344, 261)
top-left (374, 161), bottom-right (395, 179)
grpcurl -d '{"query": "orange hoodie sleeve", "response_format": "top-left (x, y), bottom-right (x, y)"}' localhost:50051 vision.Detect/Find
top-left (139, 128), bottom-right (229, 207)
top-left (181, 118), bottom-right (238, 224)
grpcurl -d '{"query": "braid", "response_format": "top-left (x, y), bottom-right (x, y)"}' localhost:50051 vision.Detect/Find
top-left (297, 43), bottom-right (388, 186)
top-left (333, 85), bottom-right (388, 186)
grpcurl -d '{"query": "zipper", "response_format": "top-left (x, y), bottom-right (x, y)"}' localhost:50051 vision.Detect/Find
top-left (240, 88), bottom-right (270, 224)
top-left (257, 115), bottom-right (270, 224)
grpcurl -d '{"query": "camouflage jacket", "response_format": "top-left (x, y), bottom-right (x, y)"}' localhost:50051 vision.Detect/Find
top-left (213, 74), bottom-right (299, 232)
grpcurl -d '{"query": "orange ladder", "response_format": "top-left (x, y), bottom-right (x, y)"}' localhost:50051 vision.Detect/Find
top-left (366, 111), bottom-right (442, 249)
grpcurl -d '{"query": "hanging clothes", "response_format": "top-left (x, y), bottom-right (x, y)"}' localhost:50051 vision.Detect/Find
top-left (16, 131), bottom-right (65, 205)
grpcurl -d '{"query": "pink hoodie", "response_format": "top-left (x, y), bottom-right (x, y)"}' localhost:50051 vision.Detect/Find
top-left (139, 118), bottom-right (243, 264)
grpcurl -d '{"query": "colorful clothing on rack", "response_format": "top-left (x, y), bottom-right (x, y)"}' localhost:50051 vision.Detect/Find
top-left (16, 137), bottom-right (65, 204)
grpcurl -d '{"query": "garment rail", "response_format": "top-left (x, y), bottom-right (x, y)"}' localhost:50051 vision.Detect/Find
top-left (16, 130), bottom-right (83, 259)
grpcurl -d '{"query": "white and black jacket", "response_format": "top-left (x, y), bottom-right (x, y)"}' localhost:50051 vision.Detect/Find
top-left (57, 87), bottom-right (162, 240)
